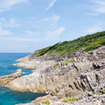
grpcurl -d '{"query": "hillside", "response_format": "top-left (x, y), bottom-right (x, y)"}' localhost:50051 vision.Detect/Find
top-left (35, 31), bottom-right (105, 56)
top-left (1, 31), bottom-right (105, 105)
top-left (10, 44), bottom-right (105, 105)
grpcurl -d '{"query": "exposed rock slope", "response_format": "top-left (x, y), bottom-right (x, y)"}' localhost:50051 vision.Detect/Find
top-left (0, 31), bottom-right (105, 105)
top-left (7, 46), bottom-right (105, 105)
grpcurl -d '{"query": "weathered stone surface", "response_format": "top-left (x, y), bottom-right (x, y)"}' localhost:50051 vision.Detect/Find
top-left (15, 55), bottom-right (56, 70)
top-left (0, 69), bottom-right (22, 86)
top-left (34, 95), bottom-right (52, 103)
top-left (6, 46), bottom-right (105, 105)
top-left (10, 60), bottom-right (105, 96)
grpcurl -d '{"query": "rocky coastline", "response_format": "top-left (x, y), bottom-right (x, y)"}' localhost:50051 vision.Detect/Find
top-left (0, 69), bottom-right (22, 86)
top-left (0, 46), bottom-right (105, 105)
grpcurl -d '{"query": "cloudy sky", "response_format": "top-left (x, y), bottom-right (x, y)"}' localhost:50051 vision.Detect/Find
top-left (0, 0), bottom-right (105, 52)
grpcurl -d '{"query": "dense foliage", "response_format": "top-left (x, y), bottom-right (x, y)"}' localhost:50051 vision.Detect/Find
top-left (35, 31), bottom-right (105, 56)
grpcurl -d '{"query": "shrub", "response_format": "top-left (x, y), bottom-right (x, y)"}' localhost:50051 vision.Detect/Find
top-left (42, 100), bottom-right (50, 105)
top-left (65, 60), bottom-right (72, 65)
top-left (53, 64), bottom-right (59, 68)
top-left (62, 97), bottom-right (78, 102)
top-left (103, 89), bottom-right (105, 93)
top-left (88, 50), bottom-right (94, 54)
top-left (95, 92), bottom-right (99, 95)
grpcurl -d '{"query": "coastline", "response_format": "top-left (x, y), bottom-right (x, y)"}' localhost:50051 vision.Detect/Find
top-left (14, 55), bottom-right (56, 70)
top-left (0, 69), bottom-right (22, 86)
top-left (0, 46), bottom-right (105, 105)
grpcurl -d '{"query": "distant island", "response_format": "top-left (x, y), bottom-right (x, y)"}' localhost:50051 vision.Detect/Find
top-left (0, 31), bottom-right (105, 105)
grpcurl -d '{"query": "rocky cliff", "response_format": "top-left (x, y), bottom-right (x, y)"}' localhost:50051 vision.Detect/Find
top-left (7, 46), bottom-right (105, 105)
top-left (1, 32), bottom-right (105, 105)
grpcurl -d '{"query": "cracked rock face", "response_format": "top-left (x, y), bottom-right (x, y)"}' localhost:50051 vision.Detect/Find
top-left (1, 46), bottom-right (105, 105)
top-left (8, 47), bottom-right (105, 94)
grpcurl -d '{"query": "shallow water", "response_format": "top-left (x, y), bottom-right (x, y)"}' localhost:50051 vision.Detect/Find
top-left (0, 53), bottom-right (32, 76)
top-left (0, 53), bottom-right (46, 105)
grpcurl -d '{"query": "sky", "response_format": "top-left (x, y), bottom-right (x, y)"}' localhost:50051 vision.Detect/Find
top-left (0, 0), bottom-right (105, 52)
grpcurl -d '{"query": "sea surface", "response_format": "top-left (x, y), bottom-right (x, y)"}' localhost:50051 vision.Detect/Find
top-left (0, 53), bottom-right (46, 105)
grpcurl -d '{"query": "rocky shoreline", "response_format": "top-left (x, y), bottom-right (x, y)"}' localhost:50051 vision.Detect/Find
top-left (0, 69), bottom-right (22, 86)
top-left (0, 46), bottom-right (105, 105)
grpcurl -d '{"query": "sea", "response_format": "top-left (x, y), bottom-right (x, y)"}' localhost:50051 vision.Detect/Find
top-left (0, 53), bottom-right (46, 105)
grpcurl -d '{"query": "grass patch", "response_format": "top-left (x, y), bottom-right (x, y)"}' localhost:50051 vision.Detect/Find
top-left (95, 92), bottom-right (99, 95)
top-left (103, 89), bottom-right (105, 93)
top-left (62, 97), bottom-right (78, 102)
top-left (53, 64), bottom-right (59, 68)
top-left (88, 50), bottom-right (94, 54)
top-left (65, 60), bottom-right (72, 65)
top-left (42, 100), bottom-right (50, 105)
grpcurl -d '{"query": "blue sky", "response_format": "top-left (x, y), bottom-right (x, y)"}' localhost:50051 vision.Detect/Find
top-left (0, 0), bottom-right (105, 52)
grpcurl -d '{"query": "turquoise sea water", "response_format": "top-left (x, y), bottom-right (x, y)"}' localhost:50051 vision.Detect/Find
top-left (0, 53), bottom-right (46, 105)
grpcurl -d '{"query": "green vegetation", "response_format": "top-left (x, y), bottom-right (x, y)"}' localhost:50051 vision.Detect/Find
top-left (65, 60), bottom-right (72, 65)
top-left (35, 43), bottom-right (60, 56)
top-left (42, 100), bottom-right (50, 105)
top-left (89, 90), bottom-right (93, 93)
top-left (95, 92), bottom-right (99, 95)
top-left (88, 50), bottom-right (94, 54)
top-left (53, 64), bottom-right (59, 68)
top-left (103, 89), bottom-right (105, 93)
top-left (35, 31), bottom-right (105, 56)
top-left (62, 97), bottom-right (78, 102)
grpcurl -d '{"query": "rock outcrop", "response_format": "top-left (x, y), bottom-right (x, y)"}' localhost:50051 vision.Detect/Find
top-left (0, 69), bottom-right (22, 86)
top-left (9, 47), bottom-right (105, 93)
top-left (15, 55), bottom-right (56, 70)
top-left (2, 46), bottom-right (105, 105)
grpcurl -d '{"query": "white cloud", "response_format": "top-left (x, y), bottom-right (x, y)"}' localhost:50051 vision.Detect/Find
top-left (85, 26), bottom-right (103, 34)
top-left (8, 18), bottom-right (19, 27)
top-left (40, 15), bottom-right (60, 22)
top-left (0, 18), bottom-right (19, 28)
top-left (0, 14), bottom-right (65, 42)
top-left (0, 18), bottom-right (6, 22)
top-left (90, 0), bottom-right (105, 15)
top-left (0, 27), bottom-right (11, 35)
top-left (46, 0), bottom-right (57, 11)
top-left (0, 36), bottom-right (39, 42)
top-left (38, 15), bottom-right (60, 29)
top-left (45, 26), bottom-right (65, 40)
top-left (0, 17), bottom-right (19, 36)
top-left (94, 1), bottom-right (105, 13)
top-left (25, 30), bottom-right (40, 36)
top-left (0, 0), bottom-right (29, 13)
top-left (28, 15), bottom-right (66, 41)
top-left (30, 15), bottom-right (61, 32)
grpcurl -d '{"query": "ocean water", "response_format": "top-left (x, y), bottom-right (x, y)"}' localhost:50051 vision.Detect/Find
top-left (0, 53), bottom-right (46, 105)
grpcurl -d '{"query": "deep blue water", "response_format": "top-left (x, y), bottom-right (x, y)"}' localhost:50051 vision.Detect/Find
top-left (0, 53), bottom-right (46, 105)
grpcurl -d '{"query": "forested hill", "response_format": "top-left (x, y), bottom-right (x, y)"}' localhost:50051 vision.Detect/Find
top-left (35, 31), bottom-right (105, 56)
